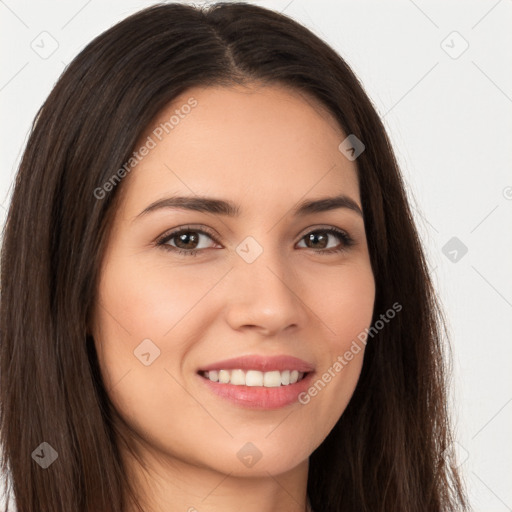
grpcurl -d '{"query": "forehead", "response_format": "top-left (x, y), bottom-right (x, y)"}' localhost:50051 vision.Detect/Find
top-left (118, 83), bottom-right (360, 217)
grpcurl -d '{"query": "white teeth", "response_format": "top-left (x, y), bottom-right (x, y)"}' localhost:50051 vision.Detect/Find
top-left (246, 370), bottom-right (263, 386)
top-left (230, 369), bottom-right (246, 385)
top-left (263, 371), bottom-right (281, 387)
top-left (218, 369), bottom-right (230, 384)
top-left (202, 369), bottom-right (307, 387)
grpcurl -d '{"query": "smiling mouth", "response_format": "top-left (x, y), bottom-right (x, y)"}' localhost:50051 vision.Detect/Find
top-left (198, 369), bottom-right (309, 387)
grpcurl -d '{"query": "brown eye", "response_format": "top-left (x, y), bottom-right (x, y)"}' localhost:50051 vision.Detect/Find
top-left (156, 226), bottom-right (220, 256)
top-left (297, 228), bottom-right (354, 254)
top-left (173, 231), bottom-right (201, 250)
top-left (304, 232), bottom-right (329, 249)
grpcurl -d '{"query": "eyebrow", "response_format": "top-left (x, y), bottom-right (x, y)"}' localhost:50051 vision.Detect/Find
top-left (134, 194), bottom-right (363, 221)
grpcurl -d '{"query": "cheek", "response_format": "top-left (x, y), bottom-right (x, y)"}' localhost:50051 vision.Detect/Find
top-left (303, 258), bottom-right (375, 348)
top-left (297, 260), bottom-right (374, 424)
top-left (91, 255), bottom-right (209, 457)
top-left (91, 252), bottom-right (227, 418)
top-left (94, 249), bottom-right (229, 361)
top-left (97, 257), bottom-right (207, 337)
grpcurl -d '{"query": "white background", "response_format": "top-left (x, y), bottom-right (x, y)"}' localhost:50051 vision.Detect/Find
top-left (1, 1), bottom-right (511, 510)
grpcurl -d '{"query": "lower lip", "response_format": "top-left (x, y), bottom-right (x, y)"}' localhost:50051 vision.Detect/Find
top-left (197, 371), bottom-right (315, 410)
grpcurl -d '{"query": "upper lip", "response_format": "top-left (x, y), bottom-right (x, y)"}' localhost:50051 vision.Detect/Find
top-left (198, 355), bottom-right (315, 373)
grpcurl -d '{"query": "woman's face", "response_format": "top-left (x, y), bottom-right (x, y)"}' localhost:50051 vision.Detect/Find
top-left (91, 83), bottom-right (375, 477)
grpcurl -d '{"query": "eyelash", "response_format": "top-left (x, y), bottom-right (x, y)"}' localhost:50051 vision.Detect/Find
top-left (155, 225), bottom-right (355, 257)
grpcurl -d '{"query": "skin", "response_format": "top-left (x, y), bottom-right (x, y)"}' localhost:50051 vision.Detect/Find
top-left (91, 83), bottom-right (376, 512)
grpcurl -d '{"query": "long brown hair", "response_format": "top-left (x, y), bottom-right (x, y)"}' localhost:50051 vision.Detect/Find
top-left (0, 2), bottom-right (470, 511)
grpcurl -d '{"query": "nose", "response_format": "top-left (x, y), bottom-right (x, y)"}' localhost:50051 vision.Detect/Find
top-left (222, 244), bottom-right (309, 336)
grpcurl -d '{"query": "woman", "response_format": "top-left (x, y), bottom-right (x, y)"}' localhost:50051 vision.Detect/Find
top-left (0, 2), bottom-right (470, 511)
